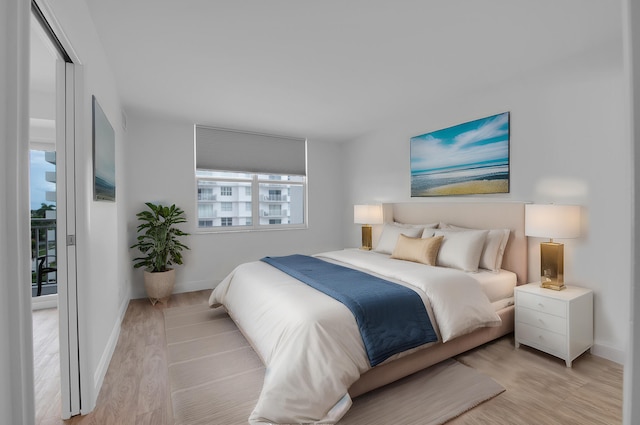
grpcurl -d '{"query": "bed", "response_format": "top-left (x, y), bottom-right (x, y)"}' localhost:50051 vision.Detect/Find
top-left (209, 202), bottom-right (527, 424)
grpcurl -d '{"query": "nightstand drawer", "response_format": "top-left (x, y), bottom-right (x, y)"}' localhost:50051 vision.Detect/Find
top-left (517, 291), bottom-right (566, 317)
top-left (517, 307), bottom-right (566, 335)
top-left (515, 283), bottom-right (593, 367)
top-left (517, 322), bottom-right (566, 355)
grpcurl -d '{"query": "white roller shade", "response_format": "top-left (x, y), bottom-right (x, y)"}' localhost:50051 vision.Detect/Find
top-left (195, 125), bottom-right (307, 175)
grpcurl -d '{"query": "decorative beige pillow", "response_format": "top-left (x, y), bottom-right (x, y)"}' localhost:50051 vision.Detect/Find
top-left (391, 234), bottom-right (444, 266)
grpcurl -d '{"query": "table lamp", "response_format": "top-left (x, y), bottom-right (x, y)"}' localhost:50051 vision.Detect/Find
top-left (354, 204), bottom-right (383, 250)
top-left (525, 204), bottom-right (581, 290)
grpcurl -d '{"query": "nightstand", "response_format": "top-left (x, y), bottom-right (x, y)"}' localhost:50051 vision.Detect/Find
top-left (514, 283), bottom-right (593, 367)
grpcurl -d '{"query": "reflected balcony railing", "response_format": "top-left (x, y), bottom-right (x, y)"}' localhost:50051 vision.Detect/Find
top-left (31, 218), bottom-right (57, 297)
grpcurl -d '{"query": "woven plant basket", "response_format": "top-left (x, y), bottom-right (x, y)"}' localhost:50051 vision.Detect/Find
top-left (144, 269), bottom-right (176, 305)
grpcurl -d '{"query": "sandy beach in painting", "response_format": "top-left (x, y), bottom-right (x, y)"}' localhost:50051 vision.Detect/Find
top-left (413, 179), bottom-right (509, 196)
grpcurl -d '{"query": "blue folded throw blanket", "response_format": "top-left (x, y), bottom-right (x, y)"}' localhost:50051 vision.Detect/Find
top-left (261, 254), bottom-right (437, 367)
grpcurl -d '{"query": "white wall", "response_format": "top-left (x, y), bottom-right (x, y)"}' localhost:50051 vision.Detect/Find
top-left (623, 0), bottom-right (639, 421)
top-left (0, 0), bottom-right (36, 423)
top-left (124, 112), bottom-right (345, 298)
top-left (341, 40), bottom-right (629, 363)
top-left (40, 0), bottom-right (128, 412)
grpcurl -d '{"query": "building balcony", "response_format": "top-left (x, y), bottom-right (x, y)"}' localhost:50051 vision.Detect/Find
top-left (45, 171), bottom-right (56, 183)
top-left (199, 210), bottom-right (218, 218)
top-left (262, 195), bottom-right (289, 202)
top-left (45, 151), bottom-right (56, 165)
top-left (260, 210), bottom-right (289, 217)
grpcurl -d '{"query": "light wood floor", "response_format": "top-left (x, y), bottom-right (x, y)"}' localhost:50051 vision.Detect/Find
top-left (34, 290), bottom-right (623, 424)
top-left (33, 307), bottom-right (63, 425)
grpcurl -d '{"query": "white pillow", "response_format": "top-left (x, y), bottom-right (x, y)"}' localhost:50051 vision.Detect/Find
top-left (433, 229), bottom-right (489, 272)
top-left (439, 223), bottom-right (510, 272)
top-left (375, 223), bottom-right (424, 254)
top-left (421, 228), bottom-right (436, 238)
top-left (487, 228), bottom-right (510, 271)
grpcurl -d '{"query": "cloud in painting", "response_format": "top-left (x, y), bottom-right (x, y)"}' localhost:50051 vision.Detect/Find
top-left (453, 112), bottom-right (509, 147)
top-left (411, 112), bottom-right (509, 174)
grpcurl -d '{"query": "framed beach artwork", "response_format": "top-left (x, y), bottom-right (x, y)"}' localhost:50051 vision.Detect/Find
top-left (410, 112), bottom-right (510, 197)
top-left (92, 95), bottom-right (116, 201)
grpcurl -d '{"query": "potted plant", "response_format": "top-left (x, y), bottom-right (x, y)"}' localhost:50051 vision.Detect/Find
top-left (131, 202), bottom-right (190, 305)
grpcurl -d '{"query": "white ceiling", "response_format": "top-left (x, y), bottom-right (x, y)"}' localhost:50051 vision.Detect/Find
top-left (84, 0), bottom-right (623, 142)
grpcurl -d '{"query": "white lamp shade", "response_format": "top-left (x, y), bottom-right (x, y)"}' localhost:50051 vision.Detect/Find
top-left (354, 204), bottom-right (383, 225)
top-left (525, 204), bottom-right (581, 239)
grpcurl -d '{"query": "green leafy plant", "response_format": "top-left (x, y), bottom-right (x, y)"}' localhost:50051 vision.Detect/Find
top-left (131, 202), bottom-right (190, 272)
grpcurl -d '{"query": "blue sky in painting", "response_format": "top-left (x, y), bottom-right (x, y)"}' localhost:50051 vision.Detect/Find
top-left (410, 112), bottom-right (509, 175)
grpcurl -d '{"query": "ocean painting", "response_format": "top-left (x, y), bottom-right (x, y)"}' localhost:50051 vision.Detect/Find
top-left (410, 112), bottom-right (510, 197)
top-left (92, 96), bottom-right (116, 201)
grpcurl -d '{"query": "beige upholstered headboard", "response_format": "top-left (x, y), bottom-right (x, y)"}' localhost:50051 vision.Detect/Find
top-left (377, 202), bottom-right (527, 285)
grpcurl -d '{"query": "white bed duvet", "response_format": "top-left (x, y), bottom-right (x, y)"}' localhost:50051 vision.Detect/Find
top-left (208, 249), bottom-right (501, 424)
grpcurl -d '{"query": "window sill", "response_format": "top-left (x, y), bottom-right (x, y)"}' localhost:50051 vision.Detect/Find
top-left (193, 224), bottom-right (308, 235)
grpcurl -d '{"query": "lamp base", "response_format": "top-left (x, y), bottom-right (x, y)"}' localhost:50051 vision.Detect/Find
top-left (540, 241), bottom-right (564, 290)
top-left (540, 282), bottom-right (566, 291)
top-left (360, 225), bottom-right (373, 250)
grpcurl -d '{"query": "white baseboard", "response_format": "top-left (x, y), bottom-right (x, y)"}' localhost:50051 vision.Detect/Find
top-left (31, 293), bottom-right (58, 310)
top-left (131, 278), bottom-right (219, 300)
top-left (173, 278), bottom-right (218, 294)
top-left (90, 295), bottom-right (130, 408)
top-left (592, 343), bottom-right (625, 365)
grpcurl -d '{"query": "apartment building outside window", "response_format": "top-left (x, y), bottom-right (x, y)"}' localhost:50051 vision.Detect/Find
top-left (195, 171), bottom-right (305, 229)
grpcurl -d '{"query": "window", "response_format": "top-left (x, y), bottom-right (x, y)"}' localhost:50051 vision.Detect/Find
top-left (268, 189), bottom-right (282, 201)
top-left (268, 204), bottom-right (282, 216)
top-left (198, 204), bottom-right (215, 218)
top-left (195, 126), bottom-right (306, 231)
top-left (198, 187), bottom-right (215, 201)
